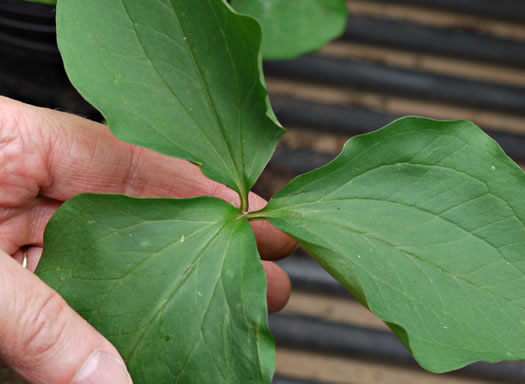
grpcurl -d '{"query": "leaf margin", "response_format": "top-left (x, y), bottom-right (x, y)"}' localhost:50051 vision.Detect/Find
top-left (257, 116), bottom-right (525, 373)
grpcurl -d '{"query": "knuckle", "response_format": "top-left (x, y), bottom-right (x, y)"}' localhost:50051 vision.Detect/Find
top-left (17, 290), bottom-right (70, 362)
top-left (123, 146), bottom-right (144, 196)
top-left (0, 97), bottom-right (24, 152)
top-left (0, 96), bottom-right (21, 132)
top-left (0, 97), bottom-right (47, 204)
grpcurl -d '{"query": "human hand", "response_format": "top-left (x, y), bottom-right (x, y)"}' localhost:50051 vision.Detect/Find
top-left (0, 96), bottom-right (295, 383)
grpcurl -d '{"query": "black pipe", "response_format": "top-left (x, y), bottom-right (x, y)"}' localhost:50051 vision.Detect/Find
top-left (269, 314), bottom-right (525, 382)
top-left (0, 14), bottom-right (55, 32)
top-left (0, 0), bottom-right (58, 56)
top-left (264, 56), bottom-right (525, 116)
top-left (373, 0), bottom-right (525, 24)
top-left (270, 95), bottom-right (395, 136)
top-left (343, 15), bottom-right (525, 69)
top-left (277, 254), bottom-right (351, 298)
top-left (488, 131), bottom-right (525, 163)
top-left (270, 96), bottom-right (525, 162)
top-left (273, 376), bottom-right (336, 384)
top-left (0, 0), bottom-right (55, 19)
top-left (269, 149), bottom-right (336, 176)
top-left (0, 31), bottom-right (58, 54)
top-left (269, 314), bottom-right (415, 365)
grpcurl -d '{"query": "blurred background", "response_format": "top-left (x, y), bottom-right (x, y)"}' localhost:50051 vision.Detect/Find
top-left (1, 0), bottom-right (525, 383)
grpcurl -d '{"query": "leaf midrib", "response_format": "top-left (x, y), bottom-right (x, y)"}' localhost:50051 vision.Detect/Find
top-left (119, 0), bottom-right (245, 194)
top-left (124, 214), bottom-right (239, 365)
top-left (169, 0), bottom-right (245, 193)
top-left (292, 211), bottom-right (525, 314)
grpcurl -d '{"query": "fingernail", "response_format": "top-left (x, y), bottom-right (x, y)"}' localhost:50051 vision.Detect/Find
top-left (73, 350), bottom-right (133, 384)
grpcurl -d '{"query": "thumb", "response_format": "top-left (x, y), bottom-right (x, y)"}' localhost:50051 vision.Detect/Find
top-left (0, 250), bottom-right (133, 384)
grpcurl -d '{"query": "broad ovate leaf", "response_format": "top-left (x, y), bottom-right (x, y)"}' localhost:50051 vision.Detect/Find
top-left (56, 0), bottom-right (284, 202)
top-left (261, 117), bottom-right (525, 372)
top-left (231, 0), bottom-right (348, 60)
top-left (37, 195), bottom-right (274, 384)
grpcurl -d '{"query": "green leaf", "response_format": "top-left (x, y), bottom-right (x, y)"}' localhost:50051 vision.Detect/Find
top-left (56, 0), bottom-right (284, 203)
top-left (37, 195), bottom-right (274, 384)
top-left (231, 0), bottom-right (348, 60)
top-left (260, 117), bottom-right (525, 373)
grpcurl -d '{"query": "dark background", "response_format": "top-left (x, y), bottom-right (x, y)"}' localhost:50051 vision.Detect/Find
top-left (1, 0), bottom-right (525, 383)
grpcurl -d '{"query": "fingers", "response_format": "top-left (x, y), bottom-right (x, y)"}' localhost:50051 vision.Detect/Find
top-left (0, 250), bottom-right (133, 384)
top-left (209, 187), bottom-right (297, 261)
top-left (0, 252), bottom-right (287, 383)
top-left (1, 97), bottom-right (297, 260)
top-left (11, 246), bottom-right (43, 273)
top-left (0, 97), bottom-right (48, 206)
top-left (0, 96), bottom-right (212, 204)
top-left (0, 97), bottom-right (232, 203)
top-left (0, 197), bottom-right (60, 256)
top-left (262, 261), bottom-right (291, 312)
top-left (252, 219), bottom-right (296, 261)
top-left (248, 193), bottom-right (296, 260)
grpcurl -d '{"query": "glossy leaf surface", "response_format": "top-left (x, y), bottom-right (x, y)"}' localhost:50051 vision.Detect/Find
top-left (261, 117), bottom-right (525, 372)
top-left (231, 0), bottom-right (348, 59)
top-left (37, 195), bottom-right (274, 384)
top-left (57, 0), bottom-right (284, 201)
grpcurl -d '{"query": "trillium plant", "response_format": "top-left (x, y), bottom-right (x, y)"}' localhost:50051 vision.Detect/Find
top-left (28, 0), bottom-right (525, 382)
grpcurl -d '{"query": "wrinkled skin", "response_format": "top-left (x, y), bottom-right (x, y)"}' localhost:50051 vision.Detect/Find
top-left (0, 96), bottom-right (294, 384)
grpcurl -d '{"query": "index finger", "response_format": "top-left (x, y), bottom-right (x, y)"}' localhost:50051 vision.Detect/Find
top-left (0, 97), bottom-right (296, 260)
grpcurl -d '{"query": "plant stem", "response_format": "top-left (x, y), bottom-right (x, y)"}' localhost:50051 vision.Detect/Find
top-left (239, 190), bottom-right (249, 214)
top-left (245, 211), bottom-right (268, 221)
